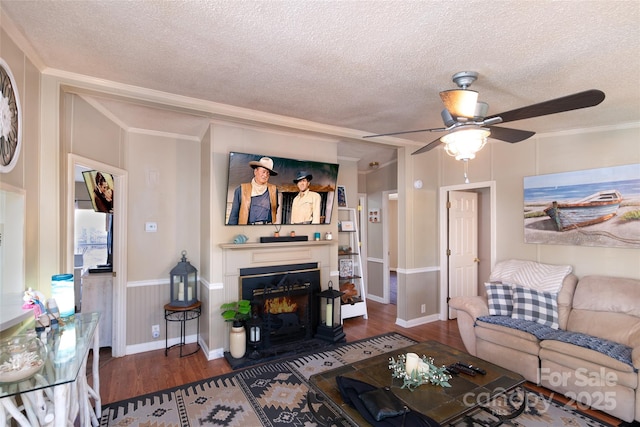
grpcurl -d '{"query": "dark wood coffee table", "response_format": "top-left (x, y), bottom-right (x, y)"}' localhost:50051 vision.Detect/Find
top-left (308, 340), bottom-right (526, 426)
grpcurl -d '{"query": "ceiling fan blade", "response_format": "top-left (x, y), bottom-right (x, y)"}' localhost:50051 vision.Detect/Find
top-left (488, 126), bottom-right (536, 143)
top-left (411, 136), bottom-right (443, 155)
top-left (440, 89), bottom-right (478, 118)
top-left (485, 89), bottom-right (605, 124)
top-left (363, 126), bottom-right (446, 138)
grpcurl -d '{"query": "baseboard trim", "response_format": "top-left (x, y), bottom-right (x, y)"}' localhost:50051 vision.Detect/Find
top-left (396, 313), bottom-right (440, 328)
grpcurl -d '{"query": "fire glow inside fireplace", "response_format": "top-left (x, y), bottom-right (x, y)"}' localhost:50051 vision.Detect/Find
top-left (239, 263), bottom-right (321, 350)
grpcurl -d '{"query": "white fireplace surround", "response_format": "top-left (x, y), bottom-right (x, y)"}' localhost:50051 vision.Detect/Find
top-left (220, 241), bottom-right (335, 303)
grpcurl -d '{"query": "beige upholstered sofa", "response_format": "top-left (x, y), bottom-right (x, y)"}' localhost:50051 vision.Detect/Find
top-left (448, 260), bottom-right (640, 423)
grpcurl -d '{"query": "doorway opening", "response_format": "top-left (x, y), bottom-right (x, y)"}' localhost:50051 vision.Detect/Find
top-left (438, 181), bottom-right (496, 320)
top-left (384, 192), bottom-right (398, 305)
top-left (67, 154), bottom-right (128, 357)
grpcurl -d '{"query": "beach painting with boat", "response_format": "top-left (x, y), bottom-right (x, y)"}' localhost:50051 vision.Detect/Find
top-left (524, 164), bottom-right (640, 249)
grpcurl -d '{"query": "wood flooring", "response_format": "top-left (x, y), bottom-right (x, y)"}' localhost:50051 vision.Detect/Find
top-left (96, 299), bottom-right (624, 426)
top-left (97, 300), bottom-right (462, 404)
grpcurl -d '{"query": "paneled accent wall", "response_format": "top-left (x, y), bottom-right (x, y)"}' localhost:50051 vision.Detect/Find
top-left (126, 282), bottom-right (197, 348)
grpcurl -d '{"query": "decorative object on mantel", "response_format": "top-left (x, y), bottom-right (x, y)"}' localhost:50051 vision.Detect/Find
top-left (273, 224), bottom-right (281, 237)
top-left (169, 250), bottom-right (198, 307)
top-left (315, 281), bottom-right (345, 343)
top-left (221, 299), bottom-right (251, 359)
top-left (388, 352), bottom-right (452, 391)
top-left (233, 234), bottom-right (248, 244)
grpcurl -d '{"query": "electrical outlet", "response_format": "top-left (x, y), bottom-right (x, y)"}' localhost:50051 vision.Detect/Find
top-left (421, 304), bottom-right (426, 314)
top-left (152, 324), bottom-right (160, 339)
top-left (145, 222), bottom-right (158, 232)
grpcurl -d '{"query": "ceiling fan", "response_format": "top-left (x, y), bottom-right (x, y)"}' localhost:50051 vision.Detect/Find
top-left (364, 71), bottom-right (605, 158)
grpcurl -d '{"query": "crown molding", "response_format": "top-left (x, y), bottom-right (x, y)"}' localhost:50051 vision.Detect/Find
top-left (46, 68), bottom-right (415, 149)
top-left (1, 9), bottom-right (47, 70)
top-left (535, 121), bottom-right (640, 139)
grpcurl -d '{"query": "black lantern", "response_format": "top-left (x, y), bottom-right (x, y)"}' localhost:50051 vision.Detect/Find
top-left (169, 250), bottom-right (198, 307)
top-left (315, 281), bottom-right (345, 342)
top-left (247, 313), bottom-right (263, 359)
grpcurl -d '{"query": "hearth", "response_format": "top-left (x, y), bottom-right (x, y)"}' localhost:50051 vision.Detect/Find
top-left (239, 263), bottom-right (321, 351)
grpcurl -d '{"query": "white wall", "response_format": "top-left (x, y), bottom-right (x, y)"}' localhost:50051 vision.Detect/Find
top-left (0, 26), bottom-right (42, 331)
top-left (414, 125), bottom-right (640, 279)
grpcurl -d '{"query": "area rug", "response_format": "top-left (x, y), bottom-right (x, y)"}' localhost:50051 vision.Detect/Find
top-left (100, 332), bottom-right (618, 427)
top-left (450, 387), bottom-right (619, 427)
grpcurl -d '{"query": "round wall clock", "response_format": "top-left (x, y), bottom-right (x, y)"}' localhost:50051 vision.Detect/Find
top-left (0, 58), bottom-right (22, 173)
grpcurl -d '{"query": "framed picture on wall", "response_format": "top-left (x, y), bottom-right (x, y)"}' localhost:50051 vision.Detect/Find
top-left (368, 209), bottom-right (380, 223)
top-left (337, 185), bottom-right (347, 207)
top-left (523, 163), bottom-right (640, 249)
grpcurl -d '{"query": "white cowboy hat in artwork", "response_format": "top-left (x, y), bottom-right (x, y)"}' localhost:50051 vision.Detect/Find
top-left (249, 157), bottom-right (278, 176)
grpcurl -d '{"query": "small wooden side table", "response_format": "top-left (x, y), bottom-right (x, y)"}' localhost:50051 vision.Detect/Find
top-left (164, 301), bottom-right (201, 357)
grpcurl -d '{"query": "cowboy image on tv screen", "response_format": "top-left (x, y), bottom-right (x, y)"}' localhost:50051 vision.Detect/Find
top-left (225, 152), bottom-right (340, 225)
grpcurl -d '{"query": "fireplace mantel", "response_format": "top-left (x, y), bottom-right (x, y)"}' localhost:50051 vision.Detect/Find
top-left (220, 240), bottom-right (335, 301)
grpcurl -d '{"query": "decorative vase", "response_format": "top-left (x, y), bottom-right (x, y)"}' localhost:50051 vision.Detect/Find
top-left (229, 323), bottom-right (246, 358)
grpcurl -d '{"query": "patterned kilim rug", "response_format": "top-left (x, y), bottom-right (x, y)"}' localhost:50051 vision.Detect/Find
top-left (100, 333), bottom-right (617, 427)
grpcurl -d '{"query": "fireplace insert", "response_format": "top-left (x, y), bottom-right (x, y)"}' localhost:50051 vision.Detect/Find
top-left (240, 263), bottom-right (320, 350)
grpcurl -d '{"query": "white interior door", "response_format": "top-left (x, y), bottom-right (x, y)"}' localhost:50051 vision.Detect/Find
top-left (448, 190), bottom-right (479, 319)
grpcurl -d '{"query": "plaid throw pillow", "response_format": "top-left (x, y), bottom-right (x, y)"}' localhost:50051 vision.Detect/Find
top-left (512, 286), bottom-right (559, 329)
top-left (485, 282), bottom-right (513, 316)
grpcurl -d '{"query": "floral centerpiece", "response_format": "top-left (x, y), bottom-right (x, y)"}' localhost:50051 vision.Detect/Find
top-left (388, 353), bottom-right (452, 391)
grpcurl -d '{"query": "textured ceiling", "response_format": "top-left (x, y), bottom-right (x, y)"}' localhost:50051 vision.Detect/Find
top-left (1, 1), bottom-right (639, 170)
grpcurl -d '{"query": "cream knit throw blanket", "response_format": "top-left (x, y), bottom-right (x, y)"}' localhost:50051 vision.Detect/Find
top-left (489, 259), bottom-right (572, 294)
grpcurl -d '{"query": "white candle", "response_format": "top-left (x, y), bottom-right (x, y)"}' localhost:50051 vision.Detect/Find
top-left (177, 279), bottom-right (184, 300)
top-left (326, 303), bottom-right (333, 326)
top-left (405, 353), bottom-right (420, 376)
top-left (253, 327), bottom-right (260, 342)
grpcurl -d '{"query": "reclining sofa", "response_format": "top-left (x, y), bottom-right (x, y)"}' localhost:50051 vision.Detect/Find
top-left (448, 259), bottom-right (640, 422)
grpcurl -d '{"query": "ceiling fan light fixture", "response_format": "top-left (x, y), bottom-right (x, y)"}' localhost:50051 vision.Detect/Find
top-left (441, 127), bottom-right (490, 161)
top-left (474, 101), bottom-right (489, 120)
top-left (439, 89), bottom-right (478, 118)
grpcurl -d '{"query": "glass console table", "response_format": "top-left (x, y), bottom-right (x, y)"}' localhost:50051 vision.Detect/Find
top-left (0, 312), bottom-right (101, 426)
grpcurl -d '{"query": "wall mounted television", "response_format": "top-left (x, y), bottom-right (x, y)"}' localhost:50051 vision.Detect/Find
top-left (82, 170), bottom-right (114, 272)
top-left (225, 152), bottom-right (340, 225)
top-left (82, 170), bottom-right (114, 214)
